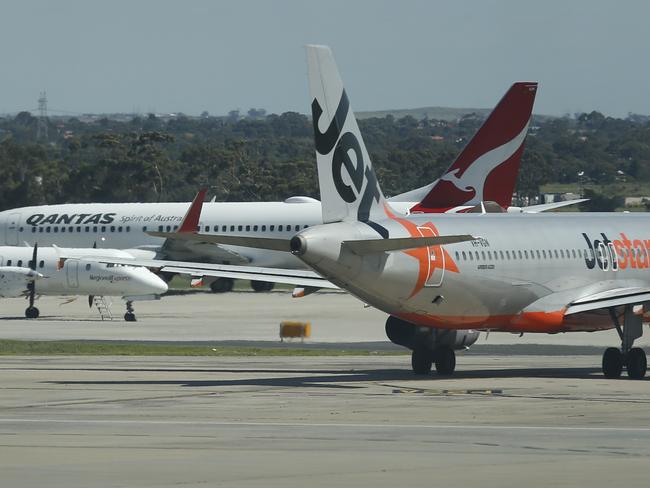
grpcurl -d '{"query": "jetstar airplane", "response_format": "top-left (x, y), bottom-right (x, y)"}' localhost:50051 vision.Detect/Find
top-left (0, 243), bottom-right (168, 320)
top-left (137, 45), bottom-right (648, 380)
top-left (0, 79), bottom-right (581, 293)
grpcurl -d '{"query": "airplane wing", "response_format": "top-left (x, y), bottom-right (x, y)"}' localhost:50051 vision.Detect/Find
top-left (72, 256), bottom-right (338, 290)
top-left (565, 287), bottom-right (650, 315)
top-left (514, 199), bottom-right (589, 213)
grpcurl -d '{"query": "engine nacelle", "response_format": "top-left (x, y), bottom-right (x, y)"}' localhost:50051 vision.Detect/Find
top-left (0, 267), bottom-right (41, 298)
top-left (385, 315), bottom-right (479, 351)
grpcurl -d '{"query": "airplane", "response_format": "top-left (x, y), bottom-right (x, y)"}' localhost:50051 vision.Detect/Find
top-left (138, 45), bottom-right (649, 381)
top-left (0, 81), bottom-right (582, 293)
top-left (0, 243), bottom-right (168, 320)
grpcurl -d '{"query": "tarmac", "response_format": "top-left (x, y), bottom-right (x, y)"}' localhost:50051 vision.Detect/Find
top-left (0, 292), bottom-right (649, 487)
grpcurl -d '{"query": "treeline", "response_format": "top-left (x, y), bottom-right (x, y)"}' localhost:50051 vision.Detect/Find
top-left (0, 109), bottom-right (649, 210)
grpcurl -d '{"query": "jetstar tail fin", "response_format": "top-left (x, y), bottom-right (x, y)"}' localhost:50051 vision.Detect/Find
top-left (411, 82), bottom-right (538, 212)
top-left (306, 45), bottom-right (392, 225)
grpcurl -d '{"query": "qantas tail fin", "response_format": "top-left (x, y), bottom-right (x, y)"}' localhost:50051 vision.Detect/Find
top-left (306, 45), bottom-right (390, 225)
top-left (410, 82), bottom-right (538, 212)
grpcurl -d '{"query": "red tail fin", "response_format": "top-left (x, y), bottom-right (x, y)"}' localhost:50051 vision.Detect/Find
top-left (178, 189), bottom-right (207, 233)
top-left (411, 82), bottom-right (538, 212)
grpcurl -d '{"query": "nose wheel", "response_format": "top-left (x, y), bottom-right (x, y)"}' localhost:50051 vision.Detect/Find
top-left (603, 307), bottom-right (647, 379)
top-left (124, 301), bottom-right (137, 322)
top-left (25, 306), bottom-right (40, 319)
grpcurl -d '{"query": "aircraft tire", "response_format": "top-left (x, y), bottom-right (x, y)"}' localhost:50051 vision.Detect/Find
top-left (602, 347), bottom-right (623, 379)
top-left (210, 278), bottom-right (234, 293)
top-left (434, 346), bottom-right (456, 375)
top-left (251, 280), bottom-right (274, 292)
top-left (411, 347), bottom-right (433, 375)
top-left (627, 348), bottom-right (647, 380)
top-left (124, 312), bottom-right (137, 322)
top-left (25, 307), bottom-right (39, 319)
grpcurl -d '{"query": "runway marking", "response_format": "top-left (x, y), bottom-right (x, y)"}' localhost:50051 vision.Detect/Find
top-left (0, 418), bottom-right (649, 433)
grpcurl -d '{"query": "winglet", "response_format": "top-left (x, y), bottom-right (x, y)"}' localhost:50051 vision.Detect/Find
top-left (178, 189), bottom-right (207, 233)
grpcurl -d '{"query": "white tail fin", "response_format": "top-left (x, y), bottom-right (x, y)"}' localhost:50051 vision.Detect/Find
top-left (306, 45), bottom-right (388, 225)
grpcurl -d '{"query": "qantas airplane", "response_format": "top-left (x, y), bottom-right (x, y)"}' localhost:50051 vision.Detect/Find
top-left (0, 80), bottom-right (581, 293)
top-left (0, 244), bottom-right (168, 320)
top-left (138, 45), bottom-right (648, 380)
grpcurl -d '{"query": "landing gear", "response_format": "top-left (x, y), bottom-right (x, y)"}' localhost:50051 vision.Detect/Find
top-left (25, 306), bottom-right (40, 319)
top-left (602, 306), bottom-right (647, 379)
top-left (251, 280), bottom-right (274, 292)
top-left (124, 301), bottom-right (137, 322)
top-left (210, 278), bottom-right (234, 293)
top-left (434, 346), bottom-right (456, 375)
top-left (411, 347), bottom-right (433, 375)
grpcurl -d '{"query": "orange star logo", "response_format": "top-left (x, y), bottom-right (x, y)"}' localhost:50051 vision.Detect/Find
top-left (383, 205), bottom-right (459, 298)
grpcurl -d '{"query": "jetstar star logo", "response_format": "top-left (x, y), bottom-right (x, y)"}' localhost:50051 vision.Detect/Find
top-left (384, 205), bottom-right (459, 298)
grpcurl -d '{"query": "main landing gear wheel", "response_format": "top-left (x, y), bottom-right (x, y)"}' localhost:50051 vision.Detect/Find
top-left (411, 348), bottom-right (433, 375)
top-left (627, 348), bottom-right (647, 380)
top-left (25, 306), bottom-right (40, 319)
top-left (434, 346), bottom-right (456, 376)
top-left (602, 347), bottom-right (623, 379)
top-left (251, 280), bottom-right (274, 292)
top-left (210, 278), bottom-right (234, 293)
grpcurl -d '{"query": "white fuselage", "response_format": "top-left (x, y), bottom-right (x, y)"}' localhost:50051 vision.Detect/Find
top-left (0, 200), bottom-right (413, 268)
top-left (0, 247), bottom-right (168, 298)
top-left (294, 212), bottom-right (650, 334)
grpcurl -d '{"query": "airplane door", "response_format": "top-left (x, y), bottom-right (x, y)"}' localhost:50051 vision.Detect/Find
top-left (5, 213), bottom-right (20, 246)
top-left (66, 261), bottom-right (79, 289)
top-left (417, 226), bottom-right (444, 287)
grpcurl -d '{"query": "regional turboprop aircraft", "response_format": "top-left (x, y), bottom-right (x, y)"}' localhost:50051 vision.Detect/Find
top-left (141, 45), bottom-right (649, 380)
top-left (0, 244), bottom-right (168, 320)
top-left (0, 79), bottom-right (581, 293)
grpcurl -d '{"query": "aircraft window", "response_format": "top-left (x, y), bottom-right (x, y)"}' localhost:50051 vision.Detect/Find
top-left (237, 225), bottom-right (243, 231)
top-left (230, 225), bottom-right (235, 231)
top-left (221, 225), bottom-right (227, 232)
top-left (61, 227), bottom-right (66, 233)
top-left (6, 260), bottom-right (11, 266)
top-left (93, 226), bottom-right (98, 233)
top-left (85, 264), bottom-right (91, 271)
top-left (28, 260), bottom-right (34, 268)
top-left (542, 250), bottom-right (547, 259)
top-left (158, 225), bottom-right (163, 232)
top-left (462, 251), bottom-right (467, 260)
top-left (481, 251), bottom-right (486, 260)
top-left (475, 251), bottom-right (480, 260)
top-left (261, 225), bottom-right (266, 231)
top-left (84, 226), bottom-right (89, 232)
top-left (517, 250), bottom-right (522, 259)
top-left (270, 225), bottom-right (275, 231)
top-left (53, 227), bottom-right (58, 233)
top-left (19, 227), bottom-right (23, 232)
top-left (469, 252), bottom-right (473, 261)
top-left (39, 260), bottom-right (44, 268)
top-left (524, 250), bottom-right (529, 259)
top-left (173, 226), bottom-right (178, 231)
top-left (560, 249), bottom-right (565, 258)
top-left (76, 226), bottom-right (81, 232)
top-left (101, 226), bottom-right (106, 232)
top-left (246, 225), bottom-right (251, 231)
top-left (39, 227), bottom-right (43, 233)
top-left (126, 226), bottom-right (131, 232)
top-left (45, 227), bottom-right (50, 233)
top-left (253, 225), bottom-right (258, 231)
top-left (205, 226), bottom-right (210, 232)
top-left (17, 260), bottom-right (22, 267)
top-left (279, 225), bottom-right (283, 231)
top-left (572, 249), bottom-right (577, 258)
top-left (487, 251), bottom-right (492, 259)
top-left (118, 227), bottom-right (123, 232)
top-left (165, 226), bottom-right (171, 232)
top-left (69, 226), bottom-right (74, 232)
top-left (31, 227), bottom-right (36, 233)
top-left (506, 251), bottom-right (510, 260)
top-left (499, 251), bottom-right (504, 260)
top-left (455, 252), bottom-right (460, 260)
top-left (554, 250), bottom-right (559, 258)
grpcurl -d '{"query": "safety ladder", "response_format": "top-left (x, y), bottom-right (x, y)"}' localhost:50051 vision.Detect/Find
top-left (93, 296), bottom-right (113, 321)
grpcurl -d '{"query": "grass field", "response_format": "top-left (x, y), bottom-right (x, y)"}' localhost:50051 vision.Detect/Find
top-left (0, 340), bottom-right (404, 356)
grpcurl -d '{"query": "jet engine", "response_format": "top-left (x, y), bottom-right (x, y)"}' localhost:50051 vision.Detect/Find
top-left (0, 267), bottom-right (42, 298)
top-left (385, 315), bottom-right (479, 351)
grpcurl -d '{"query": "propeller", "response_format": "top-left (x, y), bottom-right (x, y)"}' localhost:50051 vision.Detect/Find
top-left (27, 243), bottom-right (38, 309)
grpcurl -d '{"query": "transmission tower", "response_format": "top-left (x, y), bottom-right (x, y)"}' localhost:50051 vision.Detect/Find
top-left (36, 91), bottom-right (48, 141)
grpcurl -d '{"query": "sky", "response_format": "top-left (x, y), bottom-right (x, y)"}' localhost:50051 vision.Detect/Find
top-left (1, 0), bottom-right (648, 118)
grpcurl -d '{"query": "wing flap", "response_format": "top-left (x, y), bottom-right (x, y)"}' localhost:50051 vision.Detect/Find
top-left (565, 287), bottom-right (650, 315)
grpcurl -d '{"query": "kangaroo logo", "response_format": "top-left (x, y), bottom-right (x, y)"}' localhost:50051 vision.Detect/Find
top-left (440, 122), bottom-right (530, 204)
top-left (311, 90), bottom-right (382, 223)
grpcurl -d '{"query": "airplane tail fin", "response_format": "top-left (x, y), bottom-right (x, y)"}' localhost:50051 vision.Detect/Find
top-left (306, 45), bottom-right (389, 225)
top-left (410, 82), bottom-right (538, 212)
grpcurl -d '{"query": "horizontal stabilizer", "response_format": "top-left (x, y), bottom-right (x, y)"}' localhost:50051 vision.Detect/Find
top-left (342, 234), bottom-right (478, 254)
top-left (148, 231), bottom-right (291, 252)
top-left (510, 199), bottom-right (589, 213)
